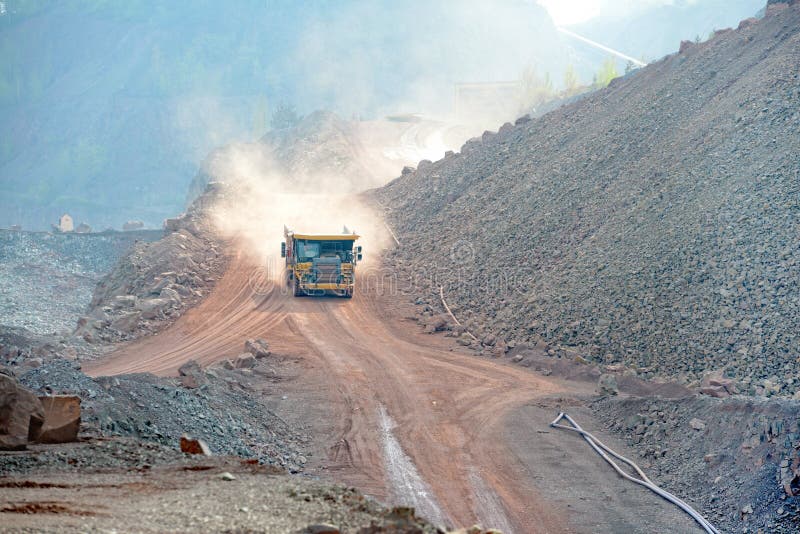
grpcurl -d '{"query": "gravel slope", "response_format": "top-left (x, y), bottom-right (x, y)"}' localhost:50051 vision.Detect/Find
top-left (374, 5), bottom-right (800, 395)
top-left (0, 230), bottom-right (160, 335)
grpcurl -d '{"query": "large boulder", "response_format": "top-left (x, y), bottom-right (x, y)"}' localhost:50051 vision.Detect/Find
top-left (0, 374), bottom-right (45, 450)
top-left (37, 395), bottom-right (81, 443)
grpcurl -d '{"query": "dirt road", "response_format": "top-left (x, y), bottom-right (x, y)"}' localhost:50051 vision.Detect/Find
top-left (85, 250), bottom-right (701, 533)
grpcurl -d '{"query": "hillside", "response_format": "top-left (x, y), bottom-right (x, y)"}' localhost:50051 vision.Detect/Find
top-left (375, 5), bottom-right (800, 395)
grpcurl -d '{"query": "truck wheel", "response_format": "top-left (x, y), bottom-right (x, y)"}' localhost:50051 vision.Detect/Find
top-left (293, 277), bottom-right (303, 297)
top-left (342, 289), bottom-right (353, 299)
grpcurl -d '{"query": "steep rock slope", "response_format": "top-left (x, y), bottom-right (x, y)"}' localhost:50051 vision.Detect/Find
top-left (375, 6), bottom-right (800, 394)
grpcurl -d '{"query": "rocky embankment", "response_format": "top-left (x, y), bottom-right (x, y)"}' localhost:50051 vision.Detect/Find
top-left (375, 4), bottom-right (800, 395)
top-left (77, 183), bottom-right (228, 344)
top-left (592, 394), bottom-right (800, 533)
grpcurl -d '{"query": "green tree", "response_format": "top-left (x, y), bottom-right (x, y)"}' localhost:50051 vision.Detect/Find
top-left (562, 64), bottom-right (580, 97)
top-left (595, 57), bottom-right (619, 88)
top-left (519, 65), bottom-right (554, 112)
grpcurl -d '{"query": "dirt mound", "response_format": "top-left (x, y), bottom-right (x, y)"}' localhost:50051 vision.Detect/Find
top-left (375, 5), bottom-right (800, 395)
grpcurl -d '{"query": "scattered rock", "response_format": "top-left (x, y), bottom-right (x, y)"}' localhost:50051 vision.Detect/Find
top-left (689, 418), bottom-right (706, 431)
top-left (597, 374), bottom-right (619, 396)
top-left (234, 354), bottom-right (257, 369)
top-left (180, 434), bottom-right (212, 455)
top-left (111, 295), bottom-right (136, 309)
top-left (304, 524), bottom-right (340, 534)
top-left (178, 359), bottom-right (206, 389)
top-left (135, 298), bottom-right (171, 320)
top-left (111, 311), bottom-right (141, 333)
top-left (244, 338), bottom-right (271, 359)
top-left (220, 472), bottom-right (236, 481)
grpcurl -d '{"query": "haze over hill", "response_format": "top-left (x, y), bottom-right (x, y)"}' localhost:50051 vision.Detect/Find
top-left (564, 0), bottom-right (765, 70)
top-left (1, 0), bottom-right (769, 232)
top-left (0, 0), bottom-right (564, 230)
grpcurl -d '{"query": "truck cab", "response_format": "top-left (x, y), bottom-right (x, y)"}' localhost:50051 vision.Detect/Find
top-left (281, 228), bottom-right (362, 298)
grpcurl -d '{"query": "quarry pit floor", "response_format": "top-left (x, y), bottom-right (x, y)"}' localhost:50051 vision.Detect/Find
top-left (79, 249), bottom-right (701, 533)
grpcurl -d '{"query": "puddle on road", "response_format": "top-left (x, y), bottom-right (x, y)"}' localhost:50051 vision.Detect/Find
top-left (469, 469), bottom-right (515, 534)
top-left (377, 405), bottom-right (448, 527)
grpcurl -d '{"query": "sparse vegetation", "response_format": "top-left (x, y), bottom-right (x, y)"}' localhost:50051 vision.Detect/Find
top-left (595, 56), bottom-right (619, 88)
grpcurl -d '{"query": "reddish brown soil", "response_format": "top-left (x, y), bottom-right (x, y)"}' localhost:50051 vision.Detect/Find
top-left (84, 250), bottom-right (699, 532)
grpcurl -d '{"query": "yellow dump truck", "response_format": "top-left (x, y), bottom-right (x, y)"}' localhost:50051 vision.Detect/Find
top-left (281, 228), bottom-right (362, 298)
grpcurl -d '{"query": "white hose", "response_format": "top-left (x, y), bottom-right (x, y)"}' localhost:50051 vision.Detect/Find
top-left (550, 412), bottom-right (720, 534)
top-left (439, 286), bottom-right (478, 342)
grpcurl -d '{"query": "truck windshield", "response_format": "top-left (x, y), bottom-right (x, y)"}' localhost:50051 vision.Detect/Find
top-left (296, 241), bottom-right (320, 260)
top-left (296, 240), bottom-right (353, 262)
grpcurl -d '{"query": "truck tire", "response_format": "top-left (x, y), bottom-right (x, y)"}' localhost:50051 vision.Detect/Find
top-left (293, 276), bottom-right (303, 297)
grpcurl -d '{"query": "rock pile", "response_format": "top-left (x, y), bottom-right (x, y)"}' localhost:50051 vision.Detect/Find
top-left (375, 5), bottom-right (800, 395)
top-left (81, 183), bottom-right (228, 343)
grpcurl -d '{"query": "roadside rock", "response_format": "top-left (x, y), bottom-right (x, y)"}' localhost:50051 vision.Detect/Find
top-left (180, 434), bottom-right (212, 455)
top-left (178, 359), bottom-right (206, 389)
top-left (234, 354), bottom-right (257, 369)
top-left (135, 298), bottom-right (171, 320)
top-left (0, 374), bottom-right (45, 449)
top-left (37, 395), bottom-right (81, 443)
top-left (111, 311), bottom-right (141, 333)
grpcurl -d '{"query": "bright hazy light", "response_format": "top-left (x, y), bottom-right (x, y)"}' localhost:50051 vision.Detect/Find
top-left (539, 0), bottom-right (688, 26)
top-left (539, 0), bottom-right (604, 25)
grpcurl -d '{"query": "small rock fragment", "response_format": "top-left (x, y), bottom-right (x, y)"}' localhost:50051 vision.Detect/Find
top-left (597, 374), bottom-right (619, 396)
top-left (689, 418), bottom-right (706, 431)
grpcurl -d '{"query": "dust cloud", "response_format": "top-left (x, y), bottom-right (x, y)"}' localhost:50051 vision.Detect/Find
top-left (206, 143), bottom-right (391, 282)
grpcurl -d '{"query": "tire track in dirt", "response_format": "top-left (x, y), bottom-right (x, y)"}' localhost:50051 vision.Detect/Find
top-left (87, 248), bottom-right (680, 532)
